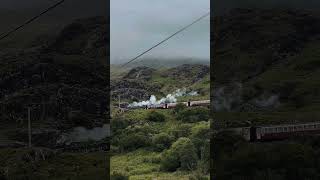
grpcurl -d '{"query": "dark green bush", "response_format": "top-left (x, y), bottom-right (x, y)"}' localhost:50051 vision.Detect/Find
top-left (167, 123), bottom-right (193, 138)
top-left (190, 122), bottom-right (210, 172)
top-left (160, 137), bottom-right (198, 171)
top-left (116, 125), bottom-right (154, 152)
top-left (176, 107), bottom-right (209, 123)
top-left (147, 110), bottom-right (166, 122)
top-left (152, 133), bottom-right (174, 151)
top-left (111, 115), bottom-right (130, 135)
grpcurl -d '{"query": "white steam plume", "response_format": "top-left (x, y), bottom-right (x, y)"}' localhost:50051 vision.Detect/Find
top-left (129, 88), bottom-right (198, 108)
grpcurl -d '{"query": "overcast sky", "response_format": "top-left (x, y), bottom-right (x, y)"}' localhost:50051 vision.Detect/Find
top-left (111, 0), bottom-right (210, 64)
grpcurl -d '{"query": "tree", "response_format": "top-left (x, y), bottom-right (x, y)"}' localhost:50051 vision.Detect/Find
top-left (160, 137), bottom-right (198, 171)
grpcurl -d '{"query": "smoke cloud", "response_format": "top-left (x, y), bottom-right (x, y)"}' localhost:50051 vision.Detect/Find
top-left (212, 83), bottom-right (243, 111)
top-left (254, 94), bottom-right (280, 108)
top-left (57, 124), bottom-right (110, 145)
top-left (128, 88), bottom-right (198, 107)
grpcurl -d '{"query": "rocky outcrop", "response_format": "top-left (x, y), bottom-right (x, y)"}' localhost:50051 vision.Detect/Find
top-left (123, 66), bottom-right (155, 81)
top-left (161, 64), bottom-right (209, 83)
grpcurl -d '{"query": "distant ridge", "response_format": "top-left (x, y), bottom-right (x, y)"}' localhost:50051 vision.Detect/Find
top-left (111, 58), bottom-right (209, 69)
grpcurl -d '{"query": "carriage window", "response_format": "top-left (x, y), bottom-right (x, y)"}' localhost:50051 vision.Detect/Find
top-left (284, 127), bottom-right (288, 132)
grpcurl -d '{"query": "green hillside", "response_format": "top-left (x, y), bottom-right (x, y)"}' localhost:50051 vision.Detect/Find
top-left (111, 64), bottom-right (210, 107)
top-left (111, 62), bottom-right (210, 179)
top-left (212, 8), bottom-right (320, 127)
top-left (212, 8), bottom-right (320, 180)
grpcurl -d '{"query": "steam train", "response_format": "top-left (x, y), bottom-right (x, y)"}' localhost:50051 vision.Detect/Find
top-left (145, 100), bottom-right (210, 109)
top-left (232, 122), bottom-right (320, 142)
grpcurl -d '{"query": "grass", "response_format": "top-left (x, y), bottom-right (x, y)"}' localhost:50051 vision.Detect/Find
top-left (111, 150), bottom-right (197, 180)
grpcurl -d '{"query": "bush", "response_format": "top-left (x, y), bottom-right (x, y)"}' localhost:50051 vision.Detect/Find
top-left (118, 132), bottom-right (151, 152)
top-left (147, 111), bottom-right (166, 122)
top-left (167, 123), bottom-right (193, 138)
top-left (111, 115), bottom-right (130, 135)
top-left (152, 133), bottom-right (174, 151)
top-left (160, 137), bottom-right (198, 171)
top-left (176, 107), bottom-right (209, 123)
top-left (116, 125), bottom-right (154, 152)
top-left (190, 122), bottom-right (211, 155)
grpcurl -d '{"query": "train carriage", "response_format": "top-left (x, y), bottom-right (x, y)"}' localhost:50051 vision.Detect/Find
top-left (190, 100), bottom-right (210, 107)
top-left (248, 122), bottom-right (320, 141)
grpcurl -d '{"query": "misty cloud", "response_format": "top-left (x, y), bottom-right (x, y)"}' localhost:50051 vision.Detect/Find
top-left (111, 0), bottom-right (210, 64)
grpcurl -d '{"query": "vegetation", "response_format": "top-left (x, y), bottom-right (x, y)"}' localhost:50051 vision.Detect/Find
top-left (212, 131), bottom-right (320, 180)
top-left (0, 148), bottom-right (109, 180)
top-left (211, 8), bottom-right (320, 179)
top-left (111, 106), bottom-right (210, 179)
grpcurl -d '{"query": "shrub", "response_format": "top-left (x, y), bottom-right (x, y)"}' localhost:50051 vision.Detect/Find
top-left (190, 122), bottom-right (211, 156)
top-left (111, 115), bottom-right (130, 135)
top-left (116, 125), bottom-right (154, 152)
top-left (152, 133), bottom-right (174, 151)
top-left (160, 137), bottom-right (198, 171)
top-left (176, 107), bottom-right (209, 123)
top-left (147, 111), bottom-right (166, 122)
top-left (167, 123), bottom-right (193, 138)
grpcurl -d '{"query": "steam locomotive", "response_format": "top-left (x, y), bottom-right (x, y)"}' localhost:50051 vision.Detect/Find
top-left (233, 122), bottom-right (320, 142)
top-left (145, 100), bottom-right (210, 109)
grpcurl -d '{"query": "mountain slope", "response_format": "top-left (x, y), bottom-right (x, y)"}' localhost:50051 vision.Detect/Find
top-left (212, 9), bottom-right (320, 117)
top-left (111, 64), bottom-right (210, 106)
top-left (0, 16), bottom-right (109, 147)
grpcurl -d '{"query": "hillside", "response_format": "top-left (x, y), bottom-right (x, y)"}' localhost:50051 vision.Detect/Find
top-left (111, 58), bottom-right (209, 68)
top-left (212, 8), bottom-right (320, 126)
top-left (110, 63), bottom-right (210, 179)
top-left (0, 16), bottom-right (109, 147)
top-left (0, 15), bottom-right (110, 179)
top-left (212, 8), bottom-right (320, 180)
top-left (111, 64), bottom-right (210, 107)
